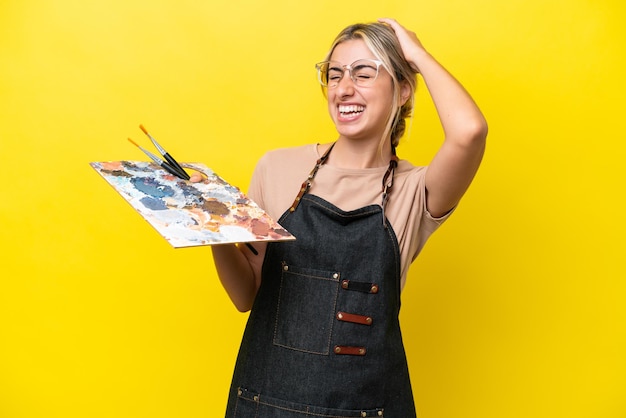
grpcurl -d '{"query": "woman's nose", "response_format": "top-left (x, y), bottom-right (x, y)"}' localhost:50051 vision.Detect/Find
top-left (336, 70), bottom-right (355, 94)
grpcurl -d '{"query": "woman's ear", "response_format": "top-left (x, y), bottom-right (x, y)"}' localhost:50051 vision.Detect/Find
top-left (399, 80), bottom-right (411, 106)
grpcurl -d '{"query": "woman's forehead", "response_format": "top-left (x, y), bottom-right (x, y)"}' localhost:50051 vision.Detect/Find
top-left (329, 39), bottom-right (377, 64)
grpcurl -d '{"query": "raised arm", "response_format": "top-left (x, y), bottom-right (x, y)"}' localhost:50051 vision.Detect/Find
top-left (380, 18), bottom-right (488, 218)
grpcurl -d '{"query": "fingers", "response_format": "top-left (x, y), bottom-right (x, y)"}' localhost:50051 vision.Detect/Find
top-left (378, 17), bottom-right (400, 28)
top-left (378, 17), bottom-right (410, 36)
top-left (378, 17), bottom-right (424, 73)
top-left (189, 171), bottom-right (206, 183)
top-left (378, 17), bottom-right (416, 41)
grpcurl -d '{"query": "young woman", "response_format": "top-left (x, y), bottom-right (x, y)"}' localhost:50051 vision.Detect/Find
top-left (208, 17), bottom-right (487, 417)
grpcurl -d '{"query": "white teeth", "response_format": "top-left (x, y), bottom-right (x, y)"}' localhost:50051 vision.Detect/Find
top-left (338, 105), bottom-right (364, 114)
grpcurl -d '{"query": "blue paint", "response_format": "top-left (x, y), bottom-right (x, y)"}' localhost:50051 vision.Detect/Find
top-left (131, 177), bottom-right (175, 198)
top-left (140, 196), bottom-right (168, 211)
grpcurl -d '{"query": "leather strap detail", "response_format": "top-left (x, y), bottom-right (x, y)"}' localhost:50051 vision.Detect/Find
top-left (333, 345), bottom-right (366, 356)
top-left (336, 311), bottom-right (373, 326)
top-left (289, 143), bottom-right (335, 212)
top-left (341, 280), bottom-right (379, 294)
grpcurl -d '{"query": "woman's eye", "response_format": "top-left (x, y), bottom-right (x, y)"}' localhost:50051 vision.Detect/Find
top-left (354, 67), bottom-right (376, 79)
top-left (328, 71), bottom-right (343, 81)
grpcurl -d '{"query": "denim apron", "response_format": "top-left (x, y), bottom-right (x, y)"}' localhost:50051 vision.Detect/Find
top-left (226, 145), bottom-right (417, 417)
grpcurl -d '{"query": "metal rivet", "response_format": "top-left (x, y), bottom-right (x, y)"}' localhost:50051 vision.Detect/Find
top-left (359, 348), bottom-right (366, 355)
top-left (253, 395), bottom-right (259, 402)
top-left (366, 317), bottom-right (372, 325)
top-left (334, 346), bottom-right (341, 354)
top-left (371, 284), bottom-right (379, 294)
top-left (341, 280), bottom-right (349, 289)
top-left (378, 411), bottom-right (383, 416)
top-left (361, 412), bottom-right (367, 417)
top-left (332, 273), bottom-right (339, 279)
top-left (283, 265), bottom-right (289, 271)
top-left (336, 312), bottom-right (343, 320)
top-left (237, 389), bottom-right (242, 396)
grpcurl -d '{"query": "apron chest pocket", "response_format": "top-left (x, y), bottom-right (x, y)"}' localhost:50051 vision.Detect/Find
top-left (273, 262), bottom-right (340, 355)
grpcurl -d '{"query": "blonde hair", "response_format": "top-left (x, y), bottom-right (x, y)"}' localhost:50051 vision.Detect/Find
top-left (322, 22), bottom-right (418, 150)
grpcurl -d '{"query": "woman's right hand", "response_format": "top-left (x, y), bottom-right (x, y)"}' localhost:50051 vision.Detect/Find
top-left (378, 17), bottom-right (426, 73)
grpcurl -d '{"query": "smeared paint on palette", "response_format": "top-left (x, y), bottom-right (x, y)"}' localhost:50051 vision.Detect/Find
top-left (90, 161), bottom-right (295, 248)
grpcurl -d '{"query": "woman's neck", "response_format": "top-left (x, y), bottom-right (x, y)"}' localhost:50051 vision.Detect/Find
top-left (321, 137), bottom-right (393, 169)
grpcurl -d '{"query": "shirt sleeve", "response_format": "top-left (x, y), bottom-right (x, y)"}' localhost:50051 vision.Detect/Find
top-left (403, 165), bottom-right (455, 267)
top-left (246, 153), bottom-right (268, 212)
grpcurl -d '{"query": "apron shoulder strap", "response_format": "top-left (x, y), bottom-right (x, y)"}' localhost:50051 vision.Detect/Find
top-left (289, 143), bottom-right (336, 212)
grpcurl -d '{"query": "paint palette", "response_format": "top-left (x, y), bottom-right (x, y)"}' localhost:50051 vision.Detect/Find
top-left (90, 160), bottom-right (295, 248)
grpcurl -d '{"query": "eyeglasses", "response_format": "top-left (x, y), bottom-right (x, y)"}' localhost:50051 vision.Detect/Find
top-left (315, 59), bottom-right (384, 88)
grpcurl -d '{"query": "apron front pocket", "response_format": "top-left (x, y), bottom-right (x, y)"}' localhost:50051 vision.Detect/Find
top-left (273, 262), bottom-right (340, 355)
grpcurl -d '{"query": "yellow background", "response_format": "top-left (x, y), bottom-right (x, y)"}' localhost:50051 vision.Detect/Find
top-left (1, 1), bottom-right (624, 417)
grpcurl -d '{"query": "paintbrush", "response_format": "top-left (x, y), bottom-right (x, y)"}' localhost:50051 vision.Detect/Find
top-left (129, 136), bottom-right (258, 255)
top-left (139, 124), bottom-right (190, 180)
top-left (127, 138), bottom-right (188, 180)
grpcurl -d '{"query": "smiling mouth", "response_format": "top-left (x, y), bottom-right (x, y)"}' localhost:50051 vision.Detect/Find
top-left (338, 105), bottom-right (364, 117)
